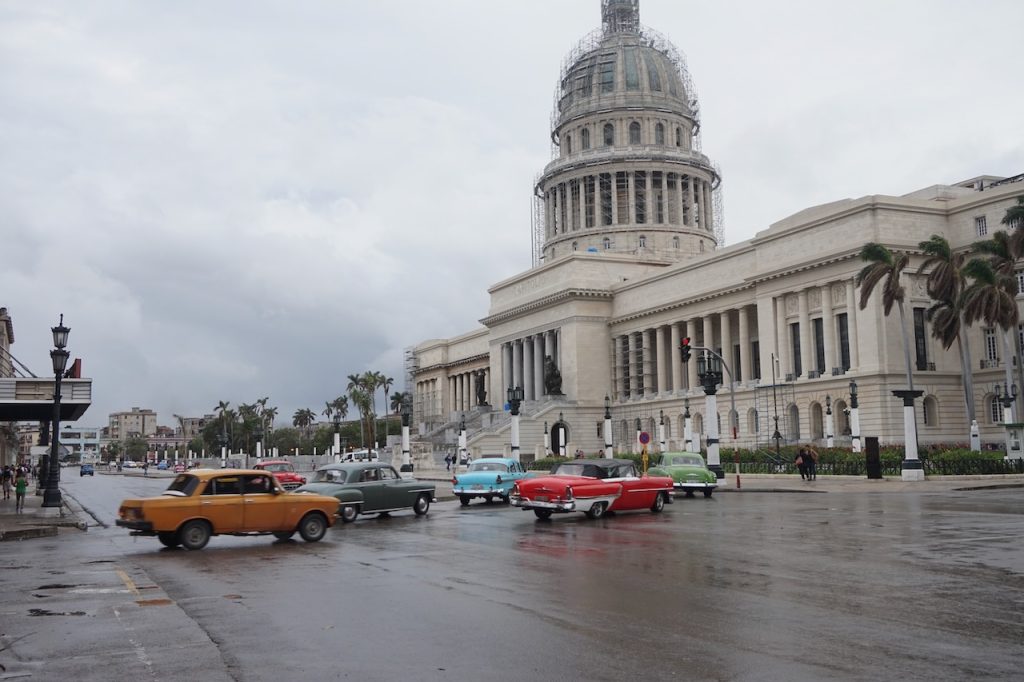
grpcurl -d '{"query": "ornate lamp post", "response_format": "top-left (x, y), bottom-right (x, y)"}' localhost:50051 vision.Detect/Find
top-left (825, 395), bottom-right (834, 448)
top-left (995, 383), bottom-right (1020, 458)
top-left (634, 417), bottom-right (641, 455)
top-left (333, 412), bottom-right (342, 463)
top-left (849, 380), bottom-right (861, 454)
top-left (658, 410), bottom-right (666, 453)
top-left (697, 350), bottom-right (724, 481)
top-left (42, 315), bottom-right (70, 508)
top-left (557, 411), bottom-right (566, 458)
top-left (543, 421), bottom-right (550, 457)
top-left (457, 413), bottom-right (467, 472)
top-left (400, 399), bottom-right (412, 476)
top-left (683, 399), bottom-right (695, 453)
top-left (507, 386), bottom-right (523, 462)
top-left (603, 395), bottom-right (613, 459)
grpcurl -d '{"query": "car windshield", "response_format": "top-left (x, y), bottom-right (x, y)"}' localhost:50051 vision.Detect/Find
top-left (163, 474), bottom-right (200, 496)
top-left (312, 469), bottom-right (347, 483)
top-left (261, 463), bottom-right (292, 473)
top-left (468, 461), bottom-right (509, 473)
top-left (551, 462), bottom-right (607, 479)
top-left (665, 455), bottom-right (704, 467)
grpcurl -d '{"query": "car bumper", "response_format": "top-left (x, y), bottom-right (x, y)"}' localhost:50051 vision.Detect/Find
top-left (509, 495), bottom-right (575, 512)
top-left (116, 519), bottom-right (154, 532)
top-left (453, 487), bottom-right (508, 497)
top-left (674, 481), bottom-right (717, 490)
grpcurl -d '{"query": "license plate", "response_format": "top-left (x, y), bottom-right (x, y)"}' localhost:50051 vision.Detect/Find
top-left (535, 495), bottom-right (549, 502)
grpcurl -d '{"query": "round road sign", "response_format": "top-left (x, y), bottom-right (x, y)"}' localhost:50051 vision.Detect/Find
top-left (639, 431), bottom-right (651, 445)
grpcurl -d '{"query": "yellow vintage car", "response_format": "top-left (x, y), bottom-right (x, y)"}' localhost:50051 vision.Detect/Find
top-left (116, 469), bottom-right (340, 550)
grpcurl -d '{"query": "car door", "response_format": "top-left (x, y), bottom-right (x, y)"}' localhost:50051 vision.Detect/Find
top-left (200, 476), bottom-right (244, 532)
top-left (615, 463), bottom-right (658, 509)
top-left (376, 465), bottom-right (410, 507)
top-left (356, 466), bottom-right (385, 511)
top-left (241, 474), bottom-right (286, 531)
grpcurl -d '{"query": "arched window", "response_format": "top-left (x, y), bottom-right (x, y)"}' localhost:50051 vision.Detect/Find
top-left (788, 404), bottom-right (801, 440)
top-left (693, 413), bottom-right (704, 435)
top-left (675, 127), bottom-right (682, 147)
top-left (629, 121), bottom-right (641, 145)
top-left (699, 241), bottom-right (705, 253)
top-left (565, 134), bottom-right (572, 155)
top-left (989, 395), bottom-right (1003, 424)
top-left (810, 403), bottom-right (823, 440)
top-left (603, 237), bottom-right (612, 250)
top-left (603, 123), bottom-right (614, 147)
top-left (672, 236), bottom-right (680, 249)
top-left (571, 241), bottom-right (578, 251)
top-left (581, 128), bottom-right (590, 150)
top-left (638, 235), bottom-right (646, 248)
top-left (747, 408), bottom-right (759, 434)
top-left (655, 122), bottom-right (665, 145)
top-left (729, 409), bottom-right (739, 435)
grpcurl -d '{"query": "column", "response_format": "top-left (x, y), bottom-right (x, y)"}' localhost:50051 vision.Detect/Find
top-left (533, 335), bottom-right (545, 398)
top-left (822, 282), bottom-right (835, 375)
top-left (645, 172), bottom-right (653, 225)
top-left (798, 289), bottom-right (811, 377)
top-left (687, 176), bottom-right (696, 228)
top-left (448, 376), bottom-right (455, 412)
top-left (628, 332), bottom-right (639, 397)
top-left (776, 296), bottom-right (790, 379)
top-left (614, 335), bottom-right (625, 399)
top-left (720, 309), bottom-right (733, 384)
top-left (685, 320), bottom-right (698, 391)
top-left (644, 329), bottom-right (655, 396)
top-left (523, 336), bottom-right (534, 400)
top-left (670, 321), bottom-right (682, 393)
top-left (703, 181), bottom-right (713, 232)
top-left (512, 340), bottom-right (523, 392)
top-left (702, 314), bottom-right (715, 365)
top-left (502, 343), bottom-right (513, 392)
top-left (577, 177), bottom-right (586, 231)
top-left (846, 278), bottom-right (860, 370)
top-left (454, 375), bottom-right (462, 413)
top-left (628, 172), bottom-right (636, 225)
top-left (610, 173), bottom-right (618, 226)
top-left (738, 305), bottom-right (751, 383)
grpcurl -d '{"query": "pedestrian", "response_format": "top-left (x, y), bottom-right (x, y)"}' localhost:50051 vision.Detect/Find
top-left (143, 461), bottom-right (149, 477)
top-left (444, 453), bottom-right (451, 471)
top-left (805, 444), bottom-right (819, 481)
top-left (14, 469), bottom-right (27, 513)
top-left (794, 449), bottom-right (807, 480)
top-left (1, 465), bottom-right (11, 500)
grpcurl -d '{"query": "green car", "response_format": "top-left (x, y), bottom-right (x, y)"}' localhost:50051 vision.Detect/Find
top-left (649, 452), bottom-right (718, 497)
top-left (294, 462), bottom-right (436, 523)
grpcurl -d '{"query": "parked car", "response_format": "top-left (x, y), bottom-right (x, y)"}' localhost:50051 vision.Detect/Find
top-left (648, 452), bottom-right (718, 497)
top-left (80, 463), bottom-right (95, 477)
top-left (452, 457), bottom-right (529, 505)
top-left (294, 462), bottom-right (434, 523)
top-left (510, 458), bottom-right (673, 520)
top-left (253, 460), bottom-right (307, 490)
top-left (343, 449), bottom-right (379, 462)
top-left (115, 469), bottom-right (340, 550)
top-left (157, 461), bottom-right (169, 470)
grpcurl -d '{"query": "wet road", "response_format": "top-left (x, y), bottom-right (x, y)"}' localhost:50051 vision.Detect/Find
top-left (2, 474), bottom-right (1022, 681)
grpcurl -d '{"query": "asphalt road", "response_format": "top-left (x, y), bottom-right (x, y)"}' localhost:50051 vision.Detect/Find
top-left (1, 474), bottom-right (1022, 681)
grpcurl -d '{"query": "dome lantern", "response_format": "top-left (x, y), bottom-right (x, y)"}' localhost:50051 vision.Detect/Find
top-left (602, 0), bottom-right (640, 34)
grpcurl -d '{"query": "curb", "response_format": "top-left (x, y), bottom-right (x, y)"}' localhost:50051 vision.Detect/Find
top-left (0, 525), bottom-right (59, 541)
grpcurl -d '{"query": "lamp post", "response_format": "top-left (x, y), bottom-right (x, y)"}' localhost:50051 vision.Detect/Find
top-left (697, 350), bottom-right (724, 481)
top-left (825, 395), bottom-right (834, 448)
top-left (251, 425), bottom-right (263, 469)
top-left (219, 430), bottom-right (228, 468)
top-left (558, 411), bottom-right (566, 458)
top-left (42, 315), bottom-right (70, 508)
top-left (507, 386), bottom-right (523, 463)
top-left (333, 412), bottom-right (342, 463)
top-left (658, 410), bottom-right (666, 453)
top-left (683, 399), bottom-right (695, 453)
top-left (849, 380), bottom-right (861, 454)
top-left (457, 413), bottom-right (467, 472)
top-left (543, 421), bottom-right (550, 457)
top-left (400, 400), bottom-right (412, 476)
top-left (995, 383), bottom-right (1019, 458)
top-left (603, 395), bottom-right (613, 459)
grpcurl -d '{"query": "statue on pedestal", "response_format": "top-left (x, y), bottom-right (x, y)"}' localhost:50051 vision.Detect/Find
top-left (544, 355), bottom-right (563, 395)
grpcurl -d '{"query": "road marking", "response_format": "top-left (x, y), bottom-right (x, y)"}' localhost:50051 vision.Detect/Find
top-left (116, 568), bottom-right (140, 596)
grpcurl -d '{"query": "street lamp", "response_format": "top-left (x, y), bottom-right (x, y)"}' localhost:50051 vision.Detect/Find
top-left (849, 379), bottom-right (861, 453)
top-left (634, 417), bottom-right (642, 455)
top-left (603, 395), bottom-right (613, 459)
top-left (218, 430), bottom-right (228, 468)
top-left (995, 383), bottom-right (1019, 458)
top-left (42, 315), bottom-right (70, 508)
top-left (333, 412), bottom-right (342, 463)
top-left (697, 350), bottom-right (724, 481)
top-left (825, 394), bottom-right (834, 448)
top-left (558, 411), bottom-right (566, 458)
top-left (251, 425), bottom-right (263, 469)
top-left (400, 399), bottom-right (412, 475)
top-left (683, 399), bottom-right (695, 453)
top-left (543, 421), bottom-right (550, 456)
top-left (658, 410), bottom-right (666, 453)
top-left (507, 386), bottom-right (523, 462)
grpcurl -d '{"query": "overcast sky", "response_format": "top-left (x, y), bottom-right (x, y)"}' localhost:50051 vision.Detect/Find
top-left (2, 0), bottom-right (1022, 429)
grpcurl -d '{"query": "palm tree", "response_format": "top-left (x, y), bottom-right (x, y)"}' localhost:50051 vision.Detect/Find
top-left (857, 242), bottom-right (914, 391)
top-left (962, 257), bottom-right (1020, 421)
top-left (973, 231), bottom-right (1024, 404)
top-left (331, 396), bottom-right (348, 421)
top-left (214, 401), bottom-right (231, 453)
top-left (346, 374), bottom-right (368, 448)
top-left (1003, 196), bottom-right (1024, 255)
top-left (380, 374), bottom-right (394, 442)
top-left (919, 235), bottom-right (977, 441)
top-left (390, 391), bottom-right (409, 415)
top-left (322, 401), bottom-right (334, 422)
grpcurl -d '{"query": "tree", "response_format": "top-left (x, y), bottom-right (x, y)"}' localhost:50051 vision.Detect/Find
top-left (1003, 195), bottom-right (1024, 255)
top-left (919, 235), bottom-right (977, 442)
top-left (962, 256), bottom-right (1020, 420)
top-left (972, 231), bottom-right (1024, 410)
top-left (857, 242), bottom-right (914, 391)
top-left (331, 396), bottom-right (348, 421)
top-left (390, 391), bottom-right (409, 415)
top-left (380, 374), bottom-right (394, 442)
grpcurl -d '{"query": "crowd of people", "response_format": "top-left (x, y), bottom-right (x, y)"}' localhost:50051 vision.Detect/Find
top-left (1, 463), bottom-right (32, 513)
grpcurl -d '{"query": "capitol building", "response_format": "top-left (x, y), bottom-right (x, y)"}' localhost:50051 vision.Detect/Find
top-left (408, 0), bottom-right (1023, 462)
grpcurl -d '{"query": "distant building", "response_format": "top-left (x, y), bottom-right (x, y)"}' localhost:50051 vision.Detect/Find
top-left (108, 407), bottom-right (158, 441)
top-left (58, 425), bottom-right (104, 462)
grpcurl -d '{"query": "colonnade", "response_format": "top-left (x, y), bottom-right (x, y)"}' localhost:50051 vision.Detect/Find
top-left (500, 329), bottom-right (561, 401)
top-left (544, 170), bottom-right (714, 236)
top-left (413, 378), bottom-right (440, 420)
top-left (773, 279), bottom-right (860, 381)
top-left (448, 368), bottom-right (490, 413)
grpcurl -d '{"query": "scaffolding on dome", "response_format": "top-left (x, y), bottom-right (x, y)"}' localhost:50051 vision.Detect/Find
top-left (712, 164), bottom-right (725, 249)
top-left (531, 182), bottom-right (546, 267)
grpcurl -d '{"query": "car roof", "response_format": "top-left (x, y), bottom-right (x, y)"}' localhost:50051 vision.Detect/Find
top-left (182, 468), bottom-right (276, 480)
top-left (471, 457), bottom-right (517, 465)
top-left (557, 458), bottom-right (635, 469)
top-left (255, 460), bottom-right (290, 465)
top-left (316, 462), bottom-right (383, 472)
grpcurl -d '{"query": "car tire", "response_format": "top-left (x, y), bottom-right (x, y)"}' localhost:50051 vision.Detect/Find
top-left (339, 504), bottom-right (359, 523)
top-left (298, 512), bottom-right (327, 542)
top-left (178, 520), bottom-right (211, 551)
top-left (703, 489), bottom-right (713, 498)
top-left (413, 494), bottom-right (430, 516)
top-left (157, 531), bottom-right (180, 548)
top-left (585, 502), bottom-right (607, 520)
top-left (273, 531), bottom-right (295, 540)
top-left (459, 495), bottom-right (471, 507)
top-left (533, 509), bottom-right (552, 520)
top-left (651, 492), bottom-right (666, 513)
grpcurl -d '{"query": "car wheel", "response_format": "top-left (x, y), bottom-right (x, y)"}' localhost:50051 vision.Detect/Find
top-left (178, 520), bottom-right (211, 551)
top-left (703, 489), bottom-right (713, 498)
top-left (533, 509), bottom-right (552, 520)
top-left (413, 494), bottom-right (430, 516)
top-left (157, 531), bottom-right (180, 548)
top-left (298, 512), bottom-right (327, 542)
top-left (501, 493), bottom-right (510, 504)
top-left (459, 495), bottom-right (471, 507)
top-left (651, 492), bottom-right (666, 513)
top-left (273, 531), bottom-right (294, 540)
top-left (585, 502), bottom-right (607, 520)
top-left (339, 504), bottom-right (359, 523)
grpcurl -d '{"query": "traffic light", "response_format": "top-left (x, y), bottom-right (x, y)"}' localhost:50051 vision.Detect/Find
top-left (680, 337), bottom-right (691, 363)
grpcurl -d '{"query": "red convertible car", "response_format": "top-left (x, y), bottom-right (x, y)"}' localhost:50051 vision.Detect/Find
top-left (253, 460), bottom-right (307, 490)
top-left (510, 459), bottom-right (673, 520)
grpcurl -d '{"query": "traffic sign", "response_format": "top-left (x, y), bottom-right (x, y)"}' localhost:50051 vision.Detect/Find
top-left (639, 431), bottom-right (651, 445)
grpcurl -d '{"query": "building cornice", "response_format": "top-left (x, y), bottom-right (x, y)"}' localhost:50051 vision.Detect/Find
top-left (481, 288), bottom-right (614, 327)
top-left (414, 352), bottom-right (490, 377)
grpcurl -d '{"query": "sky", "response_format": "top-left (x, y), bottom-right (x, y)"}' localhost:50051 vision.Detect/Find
top-left (2, 0), bottom-right (1022, 429)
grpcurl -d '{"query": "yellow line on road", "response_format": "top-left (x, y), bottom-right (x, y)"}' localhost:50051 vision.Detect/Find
top-left (115, 568), bottom-right (140, 596)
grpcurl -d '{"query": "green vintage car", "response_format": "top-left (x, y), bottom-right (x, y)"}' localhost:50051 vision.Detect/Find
top-left (294, 462), bottom-right (435, 522)
top-left (649, 452), bottom-right (718, 497)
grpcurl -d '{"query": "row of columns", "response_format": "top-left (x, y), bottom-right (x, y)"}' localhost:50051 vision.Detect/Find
top-left (501, 330), bottom-right (560, 401)
top-left (448, 368), bottom-right (490, 413)
top-left (774, 280), bottom-right (860, 380)
top-left (414, 379), bottom-right (440, 419)
top-left (545, 170), bottom-right (714, 236)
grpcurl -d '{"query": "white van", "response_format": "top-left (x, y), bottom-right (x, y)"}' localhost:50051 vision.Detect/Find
top-left (343, 449), bottom-right (379, 462)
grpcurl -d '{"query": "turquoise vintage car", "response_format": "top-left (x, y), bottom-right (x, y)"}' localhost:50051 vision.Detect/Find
top-left (452, 457), bottom-right (529, 506)
top-left (294, 462), bottom-right (435, 522)
top-left (649, 452), bottom-right (718, 497)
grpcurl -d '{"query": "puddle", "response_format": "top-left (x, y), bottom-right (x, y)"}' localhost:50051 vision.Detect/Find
top-left (36, 583), bottom-right (82, 590)
top-left (136, 598), bottom-right (173, 606)
top-left (222, 594), bottom-right (243, 600)
top-left (29, 608), bottom-right (87, 616)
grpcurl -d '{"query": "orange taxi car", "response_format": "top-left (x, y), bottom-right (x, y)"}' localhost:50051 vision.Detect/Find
top-left (116, 469), bottom-right (340, 550)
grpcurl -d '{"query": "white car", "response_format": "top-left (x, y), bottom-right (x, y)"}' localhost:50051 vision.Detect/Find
top-left (344, 449), bottom-right (379, 462)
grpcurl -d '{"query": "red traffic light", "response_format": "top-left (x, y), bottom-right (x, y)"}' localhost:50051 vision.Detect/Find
top-left (680, 337), bottom-right (692, 363)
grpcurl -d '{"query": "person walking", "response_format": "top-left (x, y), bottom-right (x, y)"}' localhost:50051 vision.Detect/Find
top-left (14, 470), bottom-right (28, 513)
top-left (795, 448), bottom-right (808, 480)
top-left (805, 444), bottom-right (820, 481)
top-left (1, 465), bottom-right (11, 500)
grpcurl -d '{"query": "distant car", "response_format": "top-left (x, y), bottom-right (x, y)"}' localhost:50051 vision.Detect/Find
top-left (116, 469), bottom-right (341, 550)
top-left (648, 452), bottom-right (718, 497)
top-left (295, 462), bottom-right (434, 523)
top-left (80, 463), bottom-right (95, 477)
top-left (452, 457), bottom-right (529, 505)
top-left (253, 460), bottom-right (307, 490)
top-left (343, 449), bottom-right (379, 462)
top-left (157, 461), bottom-right (169, 470)
top-left (174, 463), bottom-right (186, 473)
top-left (510, 458), bottom-right (673, 520)
top-left (122, 461), bottom-right (138, 468)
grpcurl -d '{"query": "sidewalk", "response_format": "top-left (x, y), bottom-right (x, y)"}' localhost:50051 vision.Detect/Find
top-left (0, 484), bottom-right (87, 542)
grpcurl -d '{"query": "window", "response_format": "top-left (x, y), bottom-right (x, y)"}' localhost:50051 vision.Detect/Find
top-left (359, 467), bottom-right (380, 482)
top-left (838, 313), bottom-right (851, 371)
top-left (655, 123), bottom-right (665, 145)
top-left (672, 236), bottom-right (680, 249)
top-left (571, 241), bottom-right (578, 251)
top-left (675, 127), bottom-right (682, 147)
top-left (1017, 270), bottom-right (1024, 295)
top-left (634, 171), bottom-right (646, 223)
top-left (643, 51), bottom-right (662, 91)
top-left (922, 396), bottom-right (938, 427)
top-left (813, 318), bottom-right (825, 374)
top-left (975, 215), bottom-right (988, 236)
top-left (629, 121), bottom-right (641, 145)
top-left (581, 128), bottom-right (590, 150)
top-left (991, 395), bottom-right (1003, 424)
top-left (379, 466), bottom-right (398, 480)
top-left (603, 123), bottom-right (614, 146)
top-left (244, 475), bottom-right (273, 494)
top-left (984, 328), bottom-right (998, 361)
top-left (1009, 215), bottom-right (1023, 231)
top-left (599, 173), bottom-right (613, 225)
top-left (790, 323), bottom-right (802, 377)
top-left (211, 477), bottom-right (241, 495)
top-left (624, 46), bottom-right (640, 90)
top-left (752, 340), bottom-right (761, 379)
top-left (584, 175), bottom-right (595, 227)
top-left (599, 59), bottom-right (615, 92)
top-left (913, 307), bottom-right (928, 370)
top-left (603, 237), bottom-right (612, 250)
top-left (565, 134), bottom-right (572, 154)
top-left (1019, 323), bottom-right (1024, 355)
top-left (638, 235), bottom-right (646, 248)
